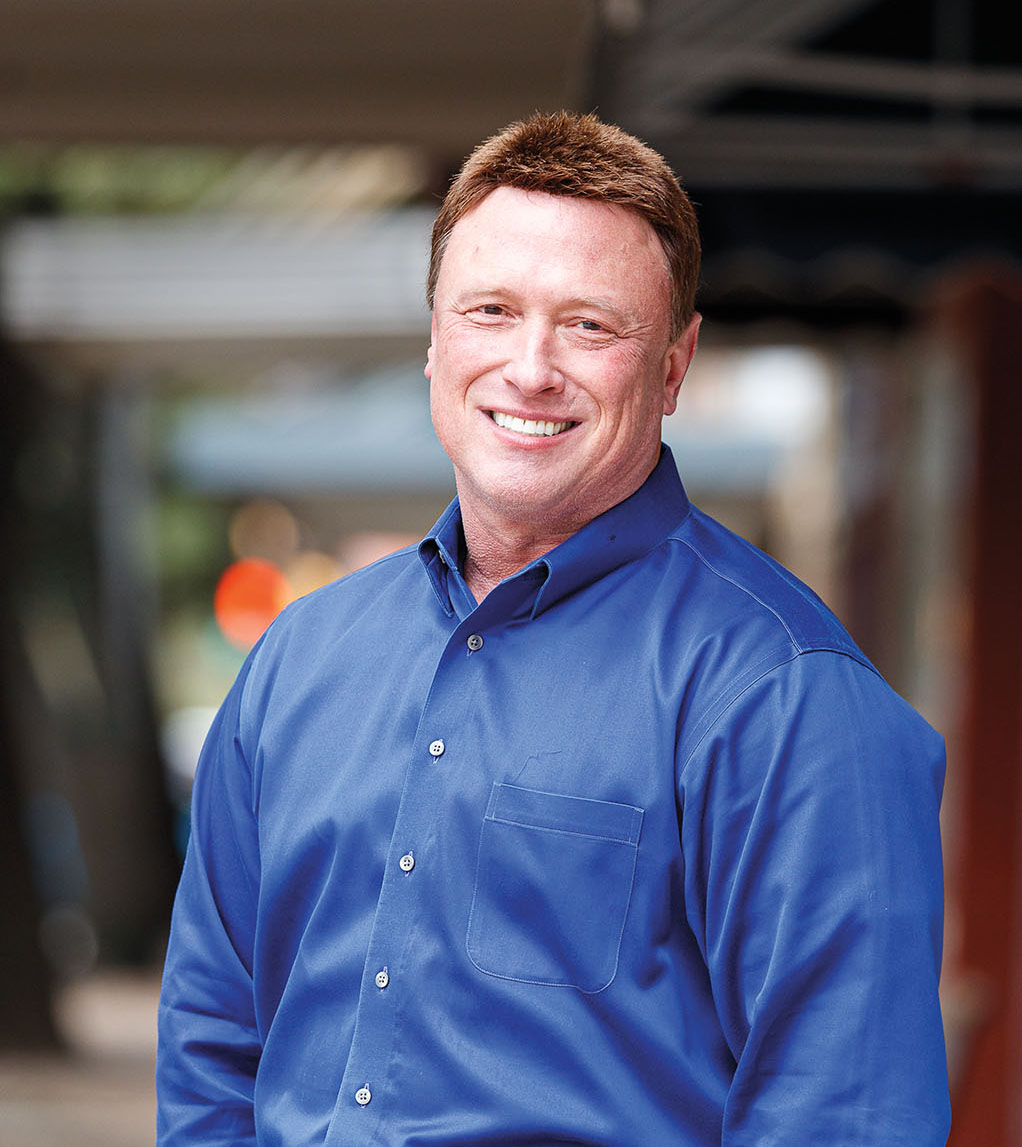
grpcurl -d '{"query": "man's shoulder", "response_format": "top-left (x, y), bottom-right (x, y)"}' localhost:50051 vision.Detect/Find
top-left (663, 503), bottom-right (868, 666)
top-left (255, 542), bottom-right (426, 653)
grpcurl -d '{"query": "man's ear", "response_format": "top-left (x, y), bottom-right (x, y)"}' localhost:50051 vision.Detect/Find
top-left (424, 314), bottom-right (437, 381)
top-left (662, 313), bottom-right (701, 417)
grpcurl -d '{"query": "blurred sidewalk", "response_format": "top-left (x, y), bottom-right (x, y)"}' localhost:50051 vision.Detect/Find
top-left (0, 969), bottom-right (159, 1147)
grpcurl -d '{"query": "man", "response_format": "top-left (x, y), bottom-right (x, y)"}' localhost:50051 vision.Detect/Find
top-left (157, 112), bottom-right (950, 1145)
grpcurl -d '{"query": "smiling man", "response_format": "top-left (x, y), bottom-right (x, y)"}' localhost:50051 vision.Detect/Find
top-left (426, 183), bottom-right (698, 598)
top-left (157, 113), bottom-right (951, 1146)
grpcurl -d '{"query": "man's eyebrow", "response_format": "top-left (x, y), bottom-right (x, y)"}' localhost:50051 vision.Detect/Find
top-left (450, 287), bottom-right (513, 307)
top-left (571, 296), bottom-right (629, 318)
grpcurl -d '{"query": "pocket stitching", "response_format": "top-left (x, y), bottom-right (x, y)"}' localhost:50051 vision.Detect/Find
top-left (486, 815), bottom-right (640, 847)
top-left (488, 782), bottom-right (642, 844)
top-left (466, 784), bottom-right (643, 994)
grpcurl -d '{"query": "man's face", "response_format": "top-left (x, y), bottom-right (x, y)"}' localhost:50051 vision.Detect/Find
top-left (426, 186), bottom-right (699, 537)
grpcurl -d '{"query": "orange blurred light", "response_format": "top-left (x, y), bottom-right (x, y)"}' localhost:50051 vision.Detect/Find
top-left (214, 558), bottom-right (292, 650)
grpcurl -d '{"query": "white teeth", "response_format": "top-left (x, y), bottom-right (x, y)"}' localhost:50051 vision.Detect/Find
top-left (492, 411), bottom-right (574, 437)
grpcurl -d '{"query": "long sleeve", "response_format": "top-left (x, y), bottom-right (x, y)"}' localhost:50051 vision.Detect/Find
top-left (681, 649), bottom-right (950, 1145)
top-left (156, 658), bottom-right (263, 1146)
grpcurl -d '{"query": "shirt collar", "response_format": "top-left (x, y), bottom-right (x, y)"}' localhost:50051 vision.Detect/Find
top-left (418, 446), bottom-right (692, 620)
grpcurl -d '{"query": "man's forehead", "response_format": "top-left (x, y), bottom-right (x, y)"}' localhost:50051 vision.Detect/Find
top-left (453, 185), bottom-right (650, 232)
top-left (440, 186), bottom-right (672, 297)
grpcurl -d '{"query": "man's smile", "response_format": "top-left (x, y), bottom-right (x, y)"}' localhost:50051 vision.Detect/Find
top-left (488, 410), bottom-right (578, 437)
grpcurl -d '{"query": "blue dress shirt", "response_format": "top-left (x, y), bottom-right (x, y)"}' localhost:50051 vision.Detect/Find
top-left (157, 447), bottom-right (950, 1146)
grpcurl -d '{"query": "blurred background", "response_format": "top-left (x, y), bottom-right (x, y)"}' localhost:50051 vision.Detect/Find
top-left (1, 0), bottom-right (1019, 1143)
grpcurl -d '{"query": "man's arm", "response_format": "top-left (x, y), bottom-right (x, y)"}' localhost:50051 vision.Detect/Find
top-left (156, 663), bottom-right (262, 1146)
top-left (682, 650), bottom-right (950, 1145)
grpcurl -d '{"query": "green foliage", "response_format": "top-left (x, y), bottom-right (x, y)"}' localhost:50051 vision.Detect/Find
top-left (0, 145), bottom-right (243, 217)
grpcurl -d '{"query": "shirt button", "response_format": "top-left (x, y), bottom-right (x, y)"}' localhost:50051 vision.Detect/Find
top-left (467, 633), bottom-right (484, 651)
top-left (355, 1085), bottom-right (372, 1106)
top-left (399, 852), bottom-right (415, 873)
top-left (375, 968), bottom-right (390, 989)
top-left (429, 739), bottom-right (445, 759)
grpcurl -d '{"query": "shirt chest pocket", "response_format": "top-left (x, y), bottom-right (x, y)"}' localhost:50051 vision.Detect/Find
top-left (466, 782), bottom-right (644, 994)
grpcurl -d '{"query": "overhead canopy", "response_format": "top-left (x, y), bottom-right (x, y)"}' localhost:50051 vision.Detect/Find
top-left (595, 0), bottom-right (1022, 192)
top-left (0, 0), bottom-right (594, 155)
top-left (2, 0), bottom-right (1019, 188)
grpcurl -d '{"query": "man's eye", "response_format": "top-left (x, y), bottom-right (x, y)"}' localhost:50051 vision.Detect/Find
top-left (579, 319), bottom-right (606, 332)
top-left (479, 304), bottom-right (505, 316)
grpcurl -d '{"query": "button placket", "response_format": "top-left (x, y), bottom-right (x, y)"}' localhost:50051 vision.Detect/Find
top-left (329, 627), bottom-right (477, 1144)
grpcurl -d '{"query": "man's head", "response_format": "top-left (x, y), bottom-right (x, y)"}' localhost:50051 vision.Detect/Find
top-left (425, 112), bottom-right (702, 561)
top-left (427, 111), bottom-right (700, 341)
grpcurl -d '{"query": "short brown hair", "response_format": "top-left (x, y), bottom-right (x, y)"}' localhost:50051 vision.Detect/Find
top-left (427, 111), bottom-right (701, 338)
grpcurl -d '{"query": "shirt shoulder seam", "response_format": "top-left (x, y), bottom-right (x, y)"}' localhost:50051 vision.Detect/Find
top-left (671, 533), bottom-right (804, 649)
top-left (677, 646), bottom-right (881, 780)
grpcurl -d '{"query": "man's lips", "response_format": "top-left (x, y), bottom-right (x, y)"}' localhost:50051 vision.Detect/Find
top-left (488, 410), bottom-right (578, 438)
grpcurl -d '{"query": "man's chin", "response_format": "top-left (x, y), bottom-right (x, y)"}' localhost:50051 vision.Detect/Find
top-left (474, 480), bottom-right (596, 536)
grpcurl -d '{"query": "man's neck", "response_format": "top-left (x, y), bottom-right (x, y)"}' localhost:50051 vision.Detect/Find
top-left (454, 451), bottom-right (662, 602)
top-left (460, 512), bottom-right (576, 603)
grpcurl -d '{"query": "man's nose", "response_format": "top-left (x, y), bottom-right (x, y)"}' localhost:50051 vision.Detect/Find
top-left (502, 320), bottom-right (564, 394)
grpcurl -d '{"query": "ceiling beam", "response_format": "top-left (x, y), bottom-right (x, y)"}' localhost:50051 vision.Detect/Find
top-left (647, 50), bottom-right (1022, 108)
top-left (0, 0), bottom-right (594, 150)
